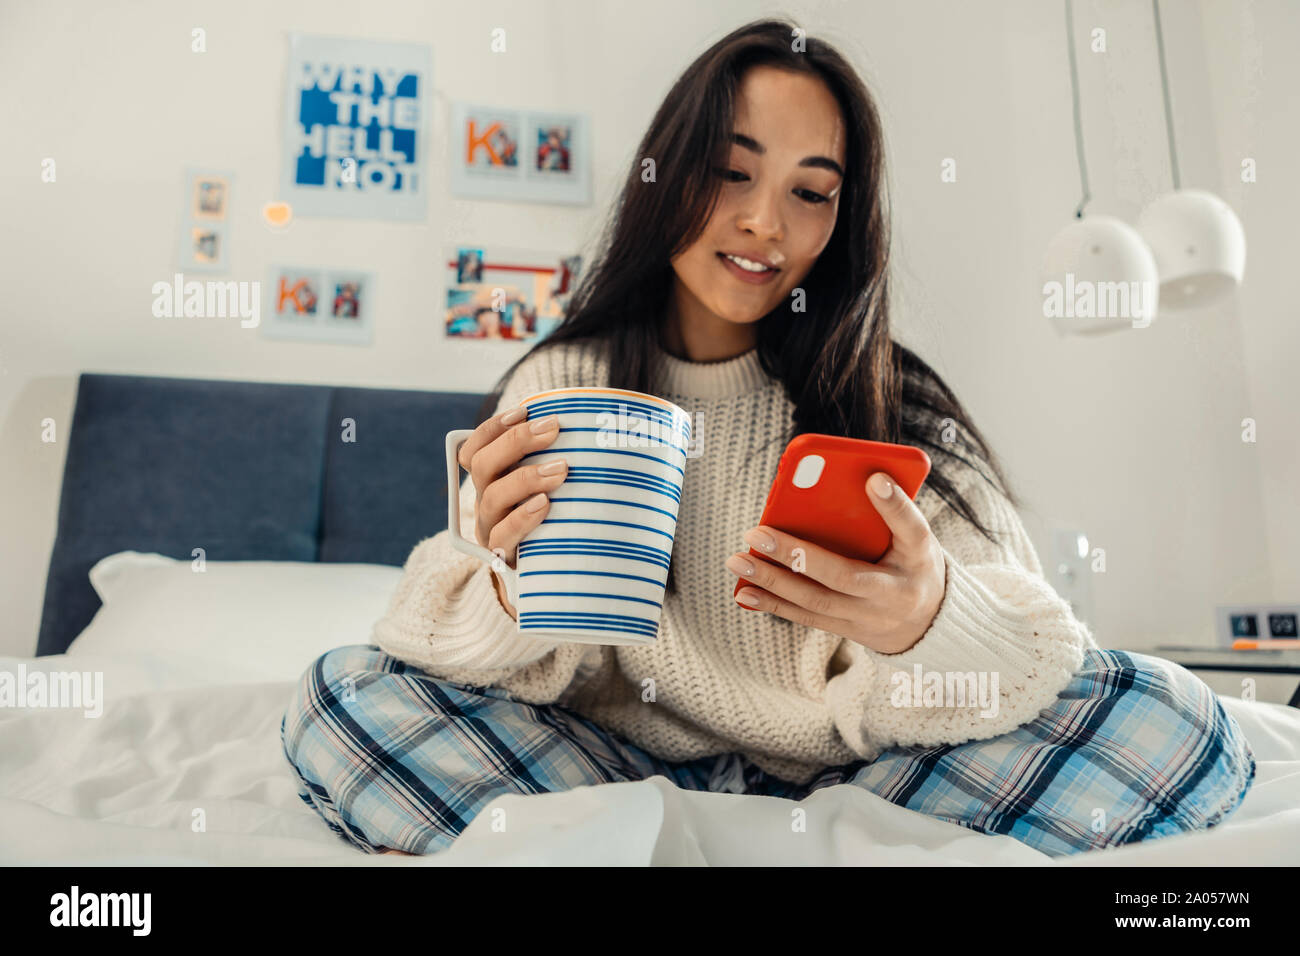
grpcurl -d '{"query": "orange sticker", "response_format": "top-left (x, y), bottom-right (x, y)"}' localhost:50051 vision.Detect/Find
top-left (262, 201), bottom-right (293, 229)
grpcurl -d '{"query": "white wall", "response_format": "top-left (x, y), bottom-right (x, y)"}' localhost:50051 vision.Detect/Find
top-left (2, 0), bottom-right (1296, 668)
top-left (1198, 0), bottom-right (1300, 613)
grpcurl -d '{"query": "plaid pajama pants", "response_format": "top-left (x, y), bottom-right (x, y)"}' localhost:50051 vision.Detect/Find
top-left (280, 644), bottom-right (1255, 858)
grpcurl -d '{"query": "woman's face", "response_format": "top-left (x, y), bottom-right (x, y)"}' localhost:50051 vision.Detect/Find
top-left (669, 64), bottom-right (847, 343)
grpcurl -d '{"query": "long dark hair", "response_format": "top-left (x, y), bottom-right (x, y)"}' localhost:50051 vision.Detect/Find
top-left (478, 18), bottom-right (1023, 589)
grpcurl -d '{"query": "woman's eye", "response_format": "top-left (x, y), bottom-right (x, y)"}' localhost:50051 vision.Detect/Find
top-left (715, 168), bottom-right (828, 204)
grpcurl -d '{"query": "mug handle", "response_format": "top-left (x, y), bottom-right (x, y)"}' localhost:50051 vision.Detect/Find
top-left (445, 429), bottom-right (519, 608)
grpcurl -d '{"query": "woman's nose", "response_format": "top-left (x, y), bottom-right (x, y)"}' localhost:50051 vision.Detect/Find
top-left (736, 193), bottom-right (783, 240)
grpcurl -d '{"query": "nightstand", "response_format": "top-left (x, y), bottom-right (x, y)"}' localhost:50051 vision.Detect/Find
top-left (1154, 646), bottom-right (1300, 708)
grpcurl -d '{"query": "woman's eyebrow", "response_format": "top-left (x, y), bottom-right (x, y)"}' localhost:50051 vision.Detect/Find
top-left (731, 132), bottom-right (844, 178)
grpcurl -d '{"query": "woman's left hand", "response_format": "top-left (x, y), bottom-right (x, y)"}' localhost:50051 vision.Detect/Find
top-left (725, 472), bottom-right (947, 655)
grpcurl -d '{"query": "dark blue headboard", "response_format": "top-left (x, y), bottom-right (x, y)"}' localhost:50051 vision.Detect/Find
top-left (36, 372), bottom-right (490, 656)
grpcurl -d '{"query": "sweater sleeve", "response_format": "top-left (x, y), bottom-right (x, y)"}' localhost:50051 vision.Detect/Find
top-left (369, 343), bottom-right (605, 705)
top-left (824, 468), bottom-right (1098, 758)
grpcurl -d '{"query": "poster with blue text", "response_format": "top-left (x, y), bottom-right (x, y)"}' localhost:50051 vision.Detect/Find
top-left (281, 33), bottom-right (432, 220)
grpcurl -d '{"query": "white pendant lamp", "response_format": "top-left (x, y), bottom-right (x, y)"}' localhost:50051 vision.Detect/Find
top-left (1043, 216), bottom-right (1160, 336)
top-left (1042, 0), bottom-right (1246, 334)
top-left (1134, 1), bottom-right (1246, 310)
top-left (1137, 189), bottom-right (1246, 309)
top-left (1041, 0), bottom-right (1159, 336)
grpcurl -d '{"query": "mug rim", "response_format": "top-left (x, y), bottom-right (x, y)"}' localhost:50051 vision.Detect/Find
top-left (520, 386), bottom-right (686, 417)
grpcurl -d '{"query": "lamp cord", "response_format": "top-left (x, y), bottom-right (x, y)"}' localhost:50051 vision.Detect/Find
top-left (1064, 0), bottom-right (1090, 219)
top-left (1152, 0), bottom-right (1182, 190)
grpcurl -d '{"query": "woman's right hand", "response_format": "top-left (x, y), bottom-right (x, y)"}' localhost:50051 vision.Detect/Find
top-left (456, 405), bottom-right (568, 620)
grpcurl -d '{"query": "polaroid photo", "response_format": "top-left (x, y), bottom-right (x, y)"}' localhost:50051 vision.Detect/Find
top-left (193, 175), bottom-right (230, 220)
top-left (326, 271), bottom-right (370, 324)
top-left (188, 226), bottom-right (223, 266)
top-left (456, 247), bottom-right (485, 284)
top-left (528, 117), bottom-right (576, 179)
top-left (459, 107), bottom-right (522, 178)
top-left (270, 267), bottom-right (324, 321)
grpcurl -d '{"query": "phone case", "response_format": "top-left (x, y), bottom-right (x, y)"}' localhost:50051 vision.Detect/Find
top-left (733, 433), bottom-right (932, 600)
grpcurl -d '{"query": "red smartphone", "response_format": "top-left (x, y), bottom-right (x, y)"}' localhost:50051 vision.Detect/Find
top-left (733, 433), bottom-right (932, 601)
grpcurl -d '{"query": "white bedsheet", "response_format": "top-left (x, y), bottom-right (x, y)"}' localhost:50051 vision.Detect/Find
top-left (2, 650), bottom-right (1298, 866)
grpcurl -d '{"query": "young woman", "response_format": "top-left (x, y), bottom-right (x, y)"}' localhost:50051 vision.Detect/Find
top-left (282, 19), bottom-right (1254, 858)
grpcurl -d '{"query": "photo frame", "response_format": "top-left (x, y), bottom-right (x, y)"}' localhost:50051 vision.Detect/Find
top-left (262, 265), bottom-right (375, 345)
top-left (177, 168), bottom-right (234, 273)
top-left (443, 245), bottom-right (581, 341)
top-left (449, 102), bottom-right (591, 205)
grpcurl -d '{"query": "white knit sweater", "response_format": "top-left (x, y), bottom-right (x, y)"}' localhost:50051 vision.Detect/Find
top-left (373, 337), bottom-right (1097, 784)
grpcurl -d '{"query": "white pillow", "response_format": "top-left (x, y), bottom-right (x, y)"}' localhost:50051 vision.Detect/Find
top-left (65, 551), bottom-right (402, 685)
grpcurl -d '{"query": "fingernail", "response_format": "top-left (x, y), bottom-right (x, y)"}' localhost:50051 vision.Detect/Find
top-left (725, 554), bottom-right (755, 577)
top-left (538, 458), bottom-right (567, 476)
top-left (871, 473), bottom-right (893, 498)
top-left (743, 528), bottom-right (776, 553)
top-left (736, 588), bottom-right (760, 606)
top-left (500, 407), bottom-right (526, 425)
top-left (529, 414), bottom-right (559, 434)
top-left (525, 492), bottom-right (548, 513)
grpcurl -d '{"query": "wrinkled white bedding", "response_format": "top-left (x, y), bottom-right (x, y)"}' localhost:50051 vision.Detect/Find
top-left (1, 649), bottom-right (1297, 866)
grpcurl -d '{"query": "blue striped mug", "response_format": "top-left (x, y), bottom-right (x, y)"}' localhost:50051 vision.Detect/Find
top-left (446, 386), bottom-right (692, 646)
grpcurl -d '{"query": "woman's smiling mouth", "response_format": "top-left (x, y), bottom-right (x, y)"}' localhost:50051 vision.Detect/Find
top-left (717, 251), bottom-right (781, 284)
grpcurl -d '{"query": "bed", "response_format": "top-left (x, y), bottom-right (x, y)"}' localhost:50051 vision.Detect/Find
top-left (3, 372), bottom-right (1298, 865)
